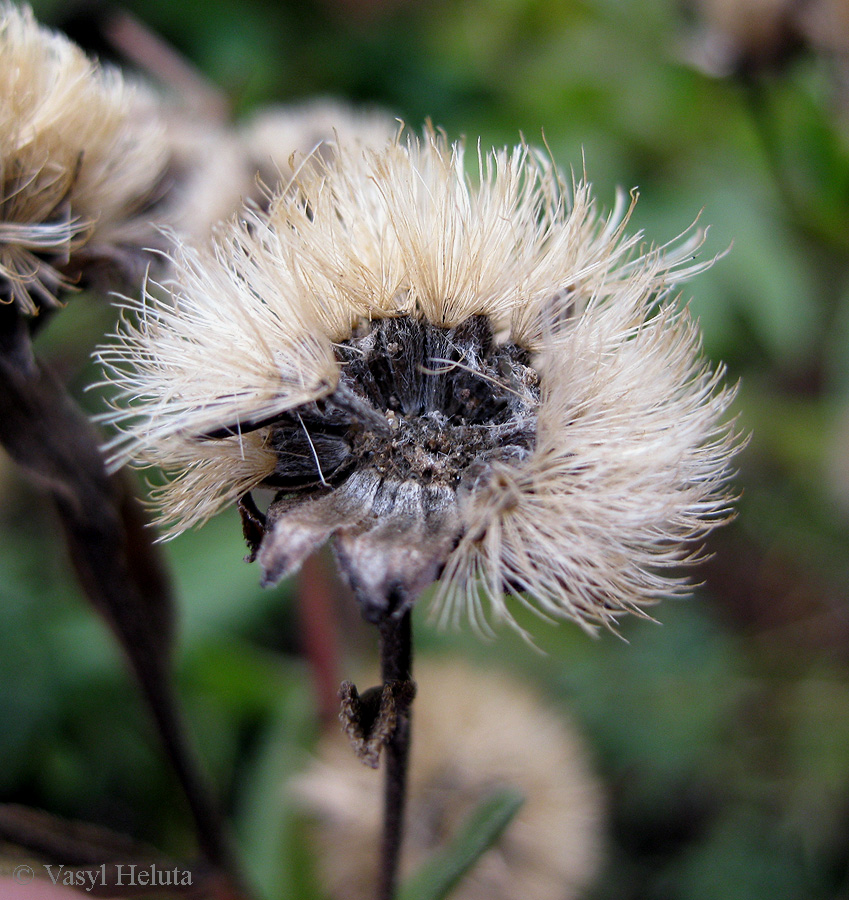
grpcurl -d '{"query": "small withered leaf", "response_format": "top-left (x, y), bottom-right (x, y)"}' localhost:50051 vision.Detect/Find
top-left (256, 492), bottom-right (342, 587)
top-left (237, 492), bottom-right (266, 562)
top-left (339, 679), bottom-right (417, 769)
top-left (333, 510), bottom-right (462, 624)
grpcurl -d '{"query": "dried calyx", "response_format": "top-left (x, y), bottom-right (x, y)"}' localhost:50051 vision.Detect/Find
top-left (235, 314), bottom-right (539, 622)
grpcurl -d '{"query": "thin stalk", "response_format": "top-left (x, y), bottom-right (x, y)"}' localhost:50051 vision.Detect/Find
top-left (0, 314), bottom-right (243, 893)
top-left (377, 609), bottom-right (413, 900)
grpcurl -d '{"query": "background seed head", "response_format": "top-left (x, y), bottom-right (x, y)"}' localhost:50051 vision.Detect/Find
top-left (293, 658), bottom-right (606, 900)
top-left (0, 3), bottom-right (169, 314)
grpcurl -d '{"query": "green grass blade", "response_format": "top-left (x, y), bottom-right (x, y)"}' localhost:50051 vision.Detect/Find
top-left (398, 787), bottom-right (525, 900)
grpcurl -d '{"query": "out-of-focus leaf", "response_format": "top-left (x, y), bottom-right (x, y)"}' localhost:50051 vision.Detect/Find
top-left (748, 75), bottom-right (849, 251)
top-left (0, 311), bottom-right (175, 668)
top-left (823, 280), bottom-right (849, 393)
top-left (398, 788), bottom-right (525, 900)
top-left (234, 675), bottom-right (320, 900)
top-left (170, 507), bottom-right (291, 650)
top-left (181, 642), bottom-right (297, 719)
top-left (664, 811), bottom-right (813, 900)
top-left (656, 178), bottom-right (818, 367)
top-left (735, 381), bottom-right (831, 479)
top-left (786, 673), bottom-right (849, 815)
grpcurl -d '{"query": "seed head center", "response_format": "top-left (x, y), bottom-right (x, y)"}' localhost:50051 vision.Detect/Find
top-left (265, 315), bottom-right (540, 496)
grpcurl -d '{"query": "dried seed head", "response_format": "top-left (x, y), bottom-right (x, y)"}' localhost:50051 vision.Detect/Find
top-left (0, 4), bottom-right (169, 314)
top-left (243, 98), bottom-right (399, 184)
top-left (99, 127), bottom-right (739, 635)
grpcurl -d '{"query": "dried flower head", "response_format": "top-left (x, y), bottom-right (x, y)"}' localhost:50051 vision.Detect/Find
top-left (293, 658), bottom-right (605, 900)
top-left (100, 128), bottom-right (737, 635)
top-left (242, 97), bottom-right (399, 183)
top-left (146, 104), bottom-right (246, 247)
top-left (0, 4), bottom-right (168, 314)
top-left (160, 97), bottom-right (398, 244)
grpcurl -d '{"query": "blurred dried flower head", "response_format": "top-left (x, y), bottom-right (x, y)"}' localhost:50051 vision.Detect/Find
top-left (101, 128), bottom-right (738, 635)
top-left (692, 0), bottom-right (799, 69)
top-left (293, 659), bottom-right (605, 900)
top-left (242, 97), bottom-right (399, 185)
top-left (161, 97), bottom-right (398, 244)
top-left (155, 112), bottom-right (253, 246)
top-left (686, 0), bottom-right (849, 74)
top-left (0, 4), bottom-right (168, 314)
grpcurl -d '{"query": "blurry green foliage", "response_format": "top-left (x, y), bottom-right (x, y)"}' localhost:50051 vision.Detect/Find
top-left (398, 788), bottom-right (526, 900)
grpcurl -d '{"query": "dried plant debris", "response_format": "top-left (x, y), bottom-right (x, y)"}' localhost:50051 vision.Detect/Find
top-left (339, 679), bottom-right (417, 768)
top-left (100, 128), bottom-right (739, 635)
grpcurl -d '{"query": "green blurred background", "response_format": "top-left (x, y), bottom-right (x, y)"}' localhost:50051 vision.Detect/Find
top-left (3, 0), bottom-right (849, 897)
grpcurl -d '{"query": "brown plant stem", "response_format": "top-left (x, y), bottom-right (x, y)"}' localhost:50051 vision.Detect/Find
top-left (102, 10), bottom-right (230, 123)
top-left (136, 661), bottom-right (237, 874)
top-left (377, 609), bottom-right (413, 900)
top-left (0, 308), bottom-right (241, 889)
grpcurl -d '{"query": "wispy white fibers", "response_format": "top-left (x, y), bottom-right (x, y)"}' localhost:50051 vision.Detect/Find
top-left (0, 4), bottom-right (168, 313)
top-left (99, 127), bottom-right (739, 635)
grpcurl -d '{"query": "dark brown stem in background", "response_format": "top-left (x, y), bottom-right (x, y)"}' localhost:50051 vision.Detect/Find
top-left (377, 609), bottom-right (413, 900)
top-left (102, 10), bottom-right (230, 123)
top-left (0, 310), bottom-right (243, 892)
top-left (137, 663), bottom-right (237, 875)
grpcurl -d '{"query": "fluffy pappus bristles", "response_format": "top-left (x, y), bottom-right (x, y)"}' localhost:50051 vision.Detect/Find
top-left (98, 236), bottom-right (341, 464)
top-left (434, 303), bottom-right (737, 637)
top-left (98, 126), bottom-right (740, 635)
top-left (0, 4), bottom-right (169, 313)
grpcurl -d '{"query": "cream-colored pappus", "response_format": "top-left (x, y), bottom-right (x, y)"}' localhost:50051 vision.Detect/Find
top-left (99, 128), bottom-right (739, 636)
top-left (0, 4), bottom-right (168, 314)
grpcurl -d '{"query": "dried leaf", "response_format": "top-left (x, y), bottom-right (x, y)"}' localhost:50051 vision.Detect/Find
top-left (339, 679), bottom-right (416, 768)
